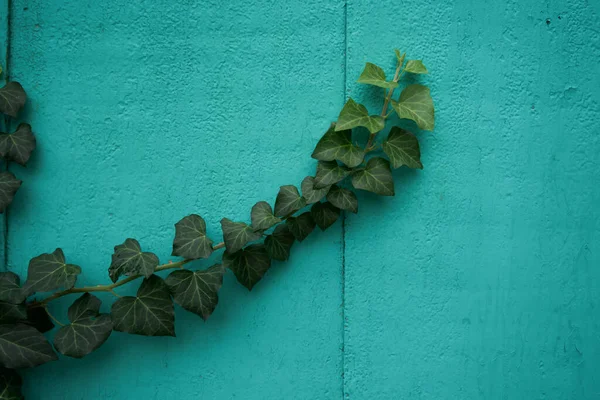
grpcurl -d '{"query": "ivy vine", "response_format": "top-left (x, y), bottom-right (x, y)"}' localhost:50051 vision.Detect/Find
top-left (0, 49), bottom-right (434, 399)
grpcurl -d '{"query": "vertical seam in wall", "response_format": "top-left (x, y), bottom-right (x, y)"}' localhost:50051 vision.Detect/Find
top-left (1, 0), bottom-right (11, 271)
top-left (341, 0), bottom-right (348, 399)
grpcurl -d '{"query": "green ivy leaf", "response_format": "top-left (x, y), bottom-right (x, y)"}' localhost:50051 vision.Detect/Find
top-left (0, 303), bottom-right (26, 324)
top-left (223, 244), bottom-right (271, 291)
top-left (394, 49), bottom-right (406, 64)
top-left (220, 218), bottom-right (262, 253)
top-left (0, 272), bottom-right (24, 305)
top-left (356, 62), bottom-right (398, 89)
top-left (0, 82), bottom-right (26, 118)
top-left (0, 368), bottom-right (23, 400)
top-left (391, 84), bottom-right (434, 131)
top-left (251, 201), bottom-right (281, 231)
top-left (351, 157), bottom-right (395, 196)
top-left (285, 212), bottom-right (316, 242)
top-left (314, 161), bottom-right (350, 189)
top-left (404, 60), bottom-right (428, 74)
top-left (326, 185), bottom-right (358, 213)
top-left (111, 275), bottom-right (175, 336)
top-left (382, 127), bottom-right (423, 169)
top-left (311, 125), bottom-right (364, 168)
top-left (301, 176), bottom-right (330, 204)
top-left (108, 239), bottom-right (159, 283)
top-left (274, 185), bottom-right (306, 217)
top-left (0, 172), bottom-right (21, 214)
top-left (0, 124), bottom-right (36, 167)
top-left (335, 98), bottom-right (385, 134)
top-left (67, 292), bottom-right (101, 321)
top-left (311, 202), bottom-right (340, 231)
top-left (23, 248), bottom-right (81, 296)
top-left (0, 323), bottom-right (57, 368)
top-left (165, 264), bottom-right (224, 321)
top-left (23, 307), bottom-right (54, 333)
top-left (172, 214), bottom-right (213, 260)
top-left (264, 224), bottom-right (295, 261)
top-left (54, 294), bottom-right (112, 359)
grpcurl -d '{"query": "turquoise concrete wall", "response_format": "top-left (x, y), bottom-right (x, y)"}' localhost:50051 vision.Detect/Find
top-left (3, 0), bottom-right (600, 399)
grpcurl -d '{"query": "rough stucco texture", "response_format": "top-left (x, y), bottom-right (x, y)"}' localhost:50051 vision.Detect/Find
top-left (4, 0), bottom-right (600, 399)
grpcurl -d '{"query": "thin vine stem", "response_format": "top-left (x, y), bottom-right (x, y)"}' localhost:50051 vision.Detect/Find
top-left (365, 57), bottom-right (404, 152)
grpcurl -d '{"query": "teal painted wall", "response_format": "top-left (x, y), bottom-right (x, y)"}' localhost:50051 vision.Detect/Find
top-left (3, 0), bottom-right (600, 399)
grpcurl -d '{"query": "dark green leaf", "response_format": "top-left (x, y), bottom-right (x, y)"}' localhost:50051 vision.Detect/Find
top-left (356, 62), bottom-right (398, 89)
top-left (382, 127), bottom-right (423, 169)
top-left (404, 60), bottom-right (428, 74)
top-left (0, 172), bottom-right (21, 214)
top-left (0, 303), bottom-right (26, 324)
top-left (250, 201), bottom-right (281, 231)
top-left (314, 161), bottom-right (350, 189)
top-left (264, 224), bottom-right (295, 261)
top-left (0, 124), bottom-right (36, 166)
top-left (109, 239), bottom-right (158, 283)
top-left (0, 323), bottom-right (57, 368)
top-left (335, 98), bottom-right (384, 134)
top-left (53, 315), bottom-right (112, 359)
top-left (67, 292), bottom-right (101, 321)
top-left (285, 212), bottom-right (316, 242)
top-left (0, 82), bottom-right (26, 118)
top-left (311, 125), bottom-right (364, 168)
top-left (351, 157), bottom-right (395, 196)
top-left (220, 218), bottom-right (262, 253)
top-left (23, 248), bottom-right (81, 295)
top-left (311, 202), bottom-right (340, 231)
top-left (23, 307), bottom-right (54, 333)
top-left (301, 176), bottom-right (330, 204)
top-left (391, 84), bottom-right (434, 131)
top-left (0, 273), bottom-right (24, 305)
top-left (274, 185), bottom-right (306, 217)
top-left (326, 185), bottom-right (358, 213)
top-left (111, 275), bottom-right (175, 336)
top-left (223, 244), bottom-right (271, 291)
top-left (165, 264), bottom-right (224, 321)
top-left (0, 368), bottom-right (23, 400)
top-left (172, 214), bottom-right (214, 260)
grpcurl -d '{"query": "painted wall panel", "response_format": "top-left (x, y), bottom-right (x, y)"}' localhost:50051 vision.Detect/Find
top-left (8, 1), bottom-right (346, 399)
top-left (343, 0), bottom-right (600, 399)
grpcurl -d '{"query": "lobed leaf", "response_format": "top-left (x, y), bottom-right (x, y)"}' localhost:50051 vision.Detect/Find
top-left (351, 157), bottom-right (395, 196)
top-left (0, 82), bottom-right (26, 118)
top-left (311, 125), bottom-right (364, 168)
top-left (404, 60), bottom-right (428, 74)
top-left (0, 303), bottom-right (26, 324)
top-left (382, 127), bottom-right (423, 169)
top-left (250, 201), bottom-right (281, 231)
top-left (23, 248), bottom-right (81, 296)
top-left (108, 239), bottom-right (159, 283)
top-left (301, 176), bottom-right (330, 204)
top-left (54, 315), bottom-right (112, 359)
top-left (391, 84), bottom-right (434, 131)
top-left (311, 202), bottom-right (340, 231)
top-left (285, 212), bottom-right (316, 242)
top-left (172, 214), bottom-right (213, 260)
top-left (356, 62), bottom-right (398, 89)
top-left (0, 172), bottom-right (21, 214)
top-left (111, 275), bottom-right (175, 336)
top-left (0, 124), bottom-right (36, 166)
top-left (326, 185), bottom-right (358, 213)
top-left (274, 185), bottom-right (306, 217)
top-left (314, 161), bottom-right (350, 189)
top-left (0, 368), bottom-right (23, 400)
top-left (223, 244), bottom-right (271, 291)
top-left (165, 264), bottom-right (224, 321)
top-left (264, 224), bottom-right (295, 261)
top-left (221, 218), bottom-right (262, 253)
top-left (0, 273), bottom-right (24, 305)
top-left (0, 324), bottom-right (57, 368)
top-left (67, 292), bottom-right (101, 321)
top-left (335, 98), bottom-right (385, 134)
